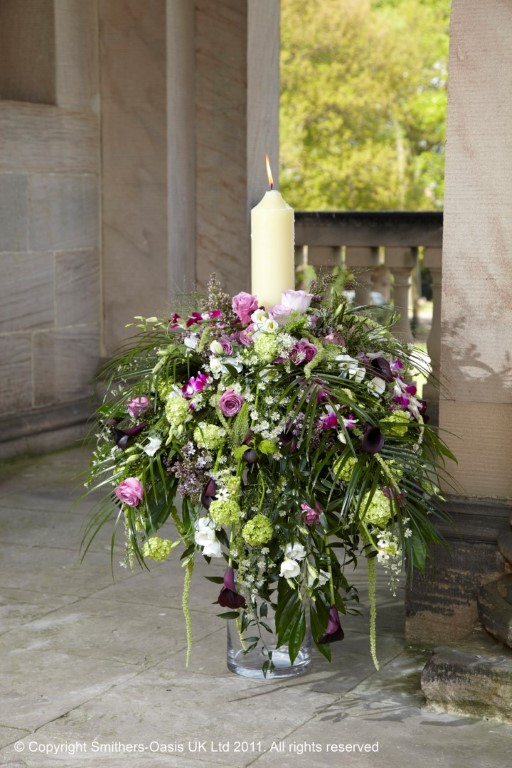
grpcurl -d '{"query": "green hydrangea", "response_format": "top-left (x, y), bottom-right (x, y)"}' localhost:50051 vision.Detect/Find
top-left (362, 490), bottom-right (392, 528)
top-left (143, 536), bottom-right (173, 561)
top-left (165, 394), bottom-right (190, 425)
top-left (333, 455), bottom-right (357, 482)
top-left (253, 333), bottom-right (280, 363)
top-left (380, 410), bottom-right (411, 437)
top-left (193, 424), bottom-right (226, 450)
top-left (209, 499), bottom-right (242, 527)
top-left (242, 514), bottom-right (273, 546)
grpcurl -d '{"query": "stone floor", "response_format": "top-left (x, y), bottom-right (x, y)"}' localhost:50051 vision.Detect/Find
top-left (0, 446), bottom-right (511, 768)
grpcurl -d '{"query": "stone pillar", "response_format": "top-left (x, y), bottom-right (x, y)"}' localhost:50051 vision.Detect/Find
top-left (195, 0), bottom-right (280, 294)
top-left (99, 0), bottom-right (168, 354)
top-left (406, 0), bottom-right (512, 642)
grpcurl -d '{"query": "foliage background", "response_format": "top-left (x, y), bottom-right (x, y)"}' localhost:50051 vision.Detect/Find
top-left (280, 0), bottom-right (451, 211)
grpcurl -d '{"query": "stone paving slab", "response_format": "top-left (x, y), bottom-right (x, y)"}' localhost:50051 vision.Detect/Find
top-left (0, 447), bottom-right (511, 768)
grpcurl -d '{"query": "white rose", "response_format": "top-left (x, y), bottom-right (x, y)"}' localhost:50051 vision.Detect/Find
top-left (285, 542), bottom-right (307, 560)
top-left (280, 558), bottom-right (301, 579)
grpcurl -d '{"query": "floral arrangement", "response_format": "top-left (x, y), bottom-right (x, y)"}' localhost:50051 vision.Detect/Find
top-left (84, 275), bottom-right (454, 675)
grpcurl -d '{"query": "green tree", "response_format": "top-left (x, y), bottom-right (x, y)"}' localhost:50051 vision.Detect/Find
top-left (280, 0), bottom-right (450, 210)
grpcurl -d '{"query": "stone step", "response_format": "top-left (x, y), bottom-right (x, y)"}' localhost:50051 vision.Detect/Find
top-left (421, 630), bottom-right (512, 722)
top-left (477, 574), bottom-right (512, 648)
top-left (498, 526), bottom-right (512, 565)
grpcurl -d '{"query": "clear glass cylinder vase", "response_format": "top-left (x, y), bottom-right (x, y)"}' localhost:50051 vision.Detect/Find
top-left (226, 609), bottom-right (312, 680)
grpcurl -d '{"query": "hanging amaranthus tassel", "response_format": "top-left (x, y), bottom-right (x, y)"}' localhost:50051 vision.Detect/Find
top-left (367, 555), bottom-right (380, 671)
top-left (182, 557), bottom-right (194, 667)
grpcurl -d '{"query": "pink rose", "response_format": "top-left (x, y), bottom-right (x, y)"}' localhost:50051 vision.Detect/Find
top-left (281, 289), bottom-right (314, 313)
top-left (232, 292), bottom-right (259, 324)
top-left (218, 389), bottom-right (244, 417)
top-left (126, 396), bottom-right (150, 418)
top-left (115, 477), bottom-right (144, 507)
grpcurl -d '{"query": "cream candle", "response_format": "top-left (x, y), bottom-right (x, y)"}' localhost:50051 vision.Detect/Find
top-left (251, 158), bottom-right (295, 309)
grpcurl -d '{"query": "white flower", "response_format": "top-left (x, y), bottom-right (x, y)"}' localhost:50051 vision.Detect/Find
top-left (209, 340), bottom-right (224, 355)
top-left (142, 436), bottom-right (162, 457)
top-left (336, 354), bottom-right (366, 382)
top-left (368, 376), bottom-right (386, 396)
top-left (285, 542), bottom-right (307, 560)
top-left (280, 558), bottom-right (301, 579)
top-left (184, 333), bottom-right (200, 350)
top-left (263, 317), bottom-right (279, 333)
top-left (251, 308), bottom-right (268, 326)
top-left (194, 518), bottom-right (222, 557)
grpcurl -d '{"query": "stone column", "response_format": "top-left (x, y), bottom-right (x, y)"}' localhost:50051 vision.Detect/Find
top-left (407, 0), bottom-right (512, 642)
top-left (195, 0), bottom-right (280, 295)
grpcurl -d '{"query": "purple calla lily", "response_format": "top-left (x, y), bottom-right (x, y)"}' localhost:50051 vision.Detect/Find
top-left (201, 478), bottom-right (217, 510)
top-left (369, 356), bottom-right (394, 382)
top-left (318, 605), bottom-right (344, 644)
top-left (111, 422), bottom-right (147, 449)
top-left (217, 567), bottom-right (246, 609)
top-left (361, 423), bottom-right (385, 454)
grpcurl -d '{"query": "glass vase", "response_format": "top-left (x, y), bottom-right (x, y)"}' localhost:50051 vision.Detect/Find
top-left (226, 609), bottom-right (312, 680)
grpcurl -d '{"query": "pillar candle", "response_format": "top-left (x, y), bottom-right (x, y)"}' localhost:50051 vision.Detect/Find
top-left (251, 186), bottom-right (295, 309)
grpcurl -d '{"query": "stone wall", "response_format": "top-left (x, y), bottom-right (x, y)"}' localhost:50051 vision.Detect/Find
top-left (0, 0), bottom-right (280, 457)
top-left (0, 1), bottom-right (100, 458)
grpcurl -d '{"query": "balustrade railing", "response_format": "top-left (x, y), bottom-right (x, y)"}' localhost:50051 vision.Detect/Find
top-left (294, 211), bottom-right (443, 424)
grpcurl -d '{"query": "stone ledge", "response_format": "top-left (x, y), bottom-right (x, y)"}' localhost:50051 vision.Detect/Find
top-left (0, 399), bottom-right (93, 460)
top-left (421, 632), bottom-right (512, 723)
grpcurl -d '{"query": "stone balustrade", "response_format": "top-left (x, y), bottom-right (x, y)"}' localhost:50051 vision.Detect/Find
top-left (294, 211), bottom-right (443, 423)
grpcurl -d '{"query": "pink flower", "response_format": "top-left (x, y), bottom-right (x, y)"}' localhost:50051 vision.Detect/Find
top-left (281, 289), bottom-right (314, 312)
top-left (318, 408), bottom-right (338, 430)
top-left (301, 502), bottom-right (321, 525)
top-left (232, 292), bottom-right (259, 324)
top-left (186, 312), bottom-right (203, 328)
top-left (235, 330), bottom-right (253, 347)
top-left (218, 389), bottom-right (244, 417)
top-left (169, 312), bottom-right (181, 328)
top-left (115, 477), bottom-right (144, 507)
top-left (126, 396), bottom-right (150, 418)
top-left (269, 304), bottom-right (293, 325)
top-left (182, 373), bottom-right (209, 399)
top-left (290, 338), bottom-right (318, 365)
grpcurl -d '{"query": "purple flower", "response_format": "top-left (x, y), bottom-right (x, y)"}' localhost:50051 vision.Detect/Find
top-left (217, 567), bottom-right (246, 609)
top-left (390, 359), bottom-right (404, 372)
top-left (301, 502), bottom-right (321, 525)
top-left (269, 304), bottom-right (293, 325)
top-left (361, 423), bottom-right (385, 454)
top-left (367, 356), bottom-right (394, 382)
top-left (112, 422), bottom-right (147, 449)
top-left (115, 477), bottom-right (144, 507)
top-left (182, 373), bottom-right (209, 399)
top-left (404, 383), bottom-right (417, 396)
top-left (344, 413), bottom-right (358, 429)
top-left (235, 330), bottom-right (253, 347)
top-left (126, 395), bottom-right (150, 418)
top-left (169, 312), bottom-right (181, 328)
top-left (232, 292), bottom-right (259, 324)
top-left (280, 289), bottom-right (314, 312)
top-left (290, 339), bottom-right (318, 365)
top-left (392, 394), bottom-right (410, 408)
top-left (201, 478), bottom-right (217, 509)
top-left (218, 389), bottom-right (244, 417)
top-left (318, 605), bottom-right (344, 644)
top-left (279, 430), bottom-right (298, 454)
